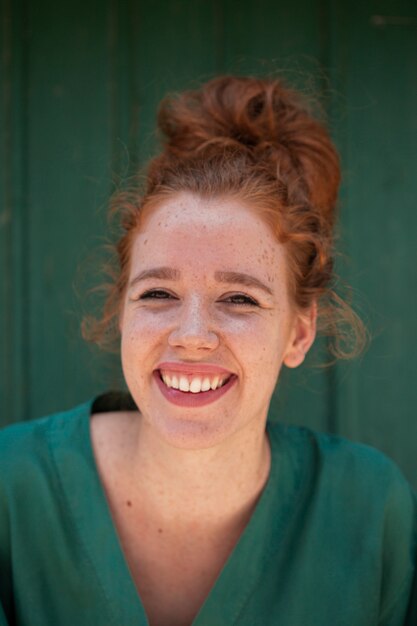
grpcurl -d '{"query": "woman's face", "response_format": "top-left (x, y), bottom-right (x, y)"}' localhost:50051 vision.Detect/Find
top-left (120, 192), bottom-right (315, 449)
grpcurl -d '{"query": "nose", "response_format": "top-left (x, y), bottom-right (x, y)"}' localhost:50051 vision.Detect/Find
top-left (168, 297), bottom-right (219, 352)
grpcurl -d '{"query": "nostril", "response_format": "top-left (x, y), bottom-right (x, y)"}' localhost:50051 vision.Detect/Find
top-left (168, 327), bottom-right (219, 349)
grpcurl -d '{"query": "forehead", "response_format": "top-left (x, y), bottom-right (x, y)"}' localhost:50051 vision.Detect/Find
top-left (131, 193), bottom-right (287, 279)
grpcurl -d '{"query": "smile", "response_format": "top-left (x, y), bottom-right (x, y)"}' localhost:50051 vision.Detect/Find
top-left (154, 370), bottom-right (237, 407)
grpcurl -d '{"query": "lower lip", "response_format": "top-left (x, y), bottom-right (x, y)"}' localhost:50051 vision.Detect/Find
top-left (154, 371), bottom-right (237, 407)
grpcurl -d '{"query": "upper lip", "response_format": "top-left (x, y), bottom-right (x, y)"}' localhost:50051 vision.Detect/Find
top-left (156, 362), bottom-right (234, 376)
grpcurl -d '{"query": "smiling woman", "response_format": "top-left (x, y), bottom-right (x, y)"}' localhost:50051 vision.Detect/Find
top-left (0, 76), bottom-right (416, 626)
top-left (119, 194), bottom-right (312, 448)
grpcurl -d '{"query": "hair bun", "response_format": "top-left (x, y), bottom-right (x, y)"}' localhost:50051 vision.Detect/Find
top-left (157, 76), bottom-right (340, 225)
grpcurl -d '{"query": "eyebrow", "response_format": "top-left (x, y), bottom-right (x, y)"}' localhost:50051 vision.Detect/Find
top-left (129, 267), bottom-right (180, 286)
top-left (129, 266), bottom-right (273, 296)
top-left (215, 271), bottom-right (273, 296)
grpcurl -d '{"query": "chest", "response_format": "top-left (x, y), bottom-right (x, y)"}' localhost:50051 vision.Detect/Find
top-left (107, 496), bottom-right (242, 626)
top-left (89, 412), bottom-right (251, 625)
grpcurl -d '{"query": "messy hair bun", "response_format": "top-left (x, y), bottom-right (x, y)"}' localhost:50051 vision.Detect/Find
top-left (83, 75), bottom-right (366, 361)
top-left (153, 76), bottom-right (339, 226)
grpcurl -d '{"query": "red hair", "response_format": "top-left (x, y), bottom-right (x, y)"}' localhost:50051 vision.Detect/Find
top-left (83, 76), bottom-right (366, 360)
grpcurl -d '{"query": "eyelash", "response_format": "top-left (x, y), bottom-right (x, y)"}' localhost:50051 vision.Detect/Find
top-left (138, 289), bottom-right (259, 307)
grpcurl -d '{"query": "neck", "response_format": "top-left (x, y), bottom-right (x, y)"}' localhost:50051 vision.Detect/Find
top-left (127, 414), bottom-right (271, 528)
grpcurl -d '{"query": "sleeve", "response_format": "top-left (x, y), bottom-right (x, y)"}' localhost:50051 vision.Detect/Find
top-left (377, 467), bottom-right (417, 626)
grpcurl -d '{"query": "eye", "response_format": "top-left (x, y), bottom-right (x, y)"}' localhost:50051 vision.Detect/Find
top-left (138, 289), bottom-right (177, 300)
top-left (222, 294), bottom-right (259, 306)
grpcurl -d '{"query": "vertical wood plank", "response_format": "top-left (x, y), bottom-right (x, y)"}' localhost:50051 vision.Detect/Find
top-left (26, 0), bottom-right (117, 419)
top-left (0, 0), bottom-right (29, 426)
top-left (127, 0), bottom-right (222, 168)
top-left (330, 0), bottom-right (417, 487)
top-left (222, 0), bottom-right (326, 75)
top-left (0, 0), bottom-right (13, 425)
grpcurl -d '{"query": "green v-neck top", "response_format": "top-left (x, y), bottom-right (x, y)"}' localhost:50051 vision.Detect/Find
top-left (0, 392), bottom-right (416, 626)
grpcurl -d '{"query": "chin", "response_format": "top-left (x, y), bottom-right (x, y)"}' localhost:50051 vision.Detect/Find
top-left (149, 411), bottom-right (238, 450)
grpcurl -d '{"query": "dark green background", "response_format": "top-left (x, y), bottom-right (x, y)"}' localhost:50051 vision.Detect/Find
top-left (1, 0), bottom-right (416, 487)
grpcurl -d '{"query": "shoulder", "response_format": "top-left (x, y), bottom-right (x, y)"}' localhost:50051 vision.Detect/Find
top-left (0, 400), bottom-right (92, 569)
top-left (268, 420), bottom-right (417, 531)
top-left (268, 421), bottom-right (417, 620)
top-left (270, 420), bottom-right (414, 492)
top-left (0, 399), bottom-right (92, 450)
top-left (0, 400), bottom-right (92, 490)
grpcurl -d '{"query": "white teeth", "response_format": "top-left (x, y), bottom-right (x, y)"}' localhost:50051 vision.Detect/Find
top-left (189, 378), bottom-right (203, 393)
top-left (179, 376), bottom-right (190, 392)
top-left (160, 370), bottom-right (231, 393)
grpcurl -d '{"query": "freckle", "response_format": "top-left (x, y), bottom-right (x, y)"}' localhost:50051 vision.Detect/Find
top-left (126, 500), bottom-right (132, 507)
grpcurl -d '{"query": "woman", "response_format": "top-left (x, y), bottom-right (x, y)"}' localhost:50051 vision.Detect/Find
top-left (0, 76), bottom-right (416, 626)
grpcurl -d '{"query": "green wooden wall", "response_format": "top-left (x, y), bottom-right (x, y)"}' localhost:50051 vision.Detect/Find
top-left (1, 0), bottom-right (416, 487)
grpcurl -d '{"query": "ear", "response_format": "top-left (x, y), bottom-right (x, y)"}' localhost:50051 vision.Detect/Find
top-left (283, 301), bottom-right (317, 368)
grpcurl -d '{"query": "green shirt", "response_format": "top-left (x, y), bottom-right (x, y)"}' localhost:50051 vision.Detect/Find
top-left (0, 392), bottom-right (416, 625)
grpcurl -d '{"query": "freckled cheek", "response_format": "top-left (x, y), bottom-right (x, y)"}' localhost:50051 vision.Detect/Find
top-left (121, 310), bottom-right (174, 338)
top-left (222, 317), bottom-right (281, 354)
top-left (120, 313), bottom-right (172, 373)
